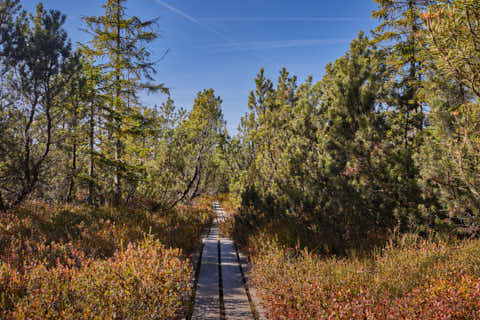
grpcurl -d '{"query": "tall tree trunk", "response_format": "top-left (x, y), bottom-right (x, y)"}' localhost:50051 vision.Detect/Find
top-left (88, 101), bottom-right (95, 206)
top-left (66, 140), bottom-right (77, 202)
top-left (113, 0), bottom-right (122, 205)
top-left (410, 0), bottom-right (422, 135)
top-left (67, 107), bottom-right (78, 203)
top-left (404, 0), bottom-right (421, 176)
top-left (114, 137), bottom-right (122, 204)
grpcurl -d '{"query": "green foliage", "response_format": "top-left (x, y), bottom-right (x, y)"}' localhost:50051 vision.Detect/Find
top-left (228, 33), bottom-right (423, 253)
top-left (178, 89), bottom-right (226, 201)
top-left (422, 0), bottom-right (480, 97)
top-left (225, 0), bottom-right (480, 247)
top-left (134, 90), bottom-right (226, 210)
top-left (372, 1), bottom-right (433, 197)
top-left (417, 0), bottom-right (480, 236)
top-left (0, 2), bottom-right (74, 208)
top-left (81, 0), bottom-right (168, 204)
top-left (0, 0), bottom-right (225, 210)
top-left (372, 0), bottom-right (434, 134)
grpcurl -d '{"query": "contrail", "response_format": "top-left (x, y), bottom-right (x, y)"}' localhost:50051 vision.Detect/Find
top-left (202, 39), bottom-right (350, 52)
top-left (153, 0), bottom-right (239, 47)
top-left (199, 17), bottom-right (362, 22)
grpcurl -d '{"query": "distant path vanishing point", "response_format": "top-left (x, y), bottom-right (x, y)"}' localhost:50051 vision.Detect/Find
top-left (191, 201), bottom-right (259, 320)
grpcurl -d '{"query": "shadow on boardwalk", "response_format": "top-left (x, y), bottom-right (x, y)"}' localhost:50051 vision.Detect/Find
top-left (191, 202), bottom-right (255, 320)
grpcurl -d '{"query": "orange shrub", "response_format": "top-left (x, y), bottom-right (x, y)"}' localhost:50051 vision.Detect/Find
top-left (7, 238), bottom-right (191, 320)
top-left (250, 235), bottom-right (480, 319)
top-left (0, 199), bottom-right (215, 318)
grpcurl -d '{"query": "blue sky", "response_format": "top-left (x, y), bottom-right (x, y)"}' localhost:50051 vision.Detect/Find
top-left (21, 0), bottom-right (378, 134)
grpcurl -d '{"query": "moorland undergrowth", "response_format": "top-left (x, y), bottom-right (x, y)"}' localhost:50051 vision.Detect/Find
top-left (0, 198), bottom-right (215, 319)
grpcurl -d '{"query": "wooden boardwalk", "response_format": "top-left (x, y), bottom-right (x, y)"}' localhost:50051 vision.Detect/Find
top-left (192, 202), bottom-right (257, 320)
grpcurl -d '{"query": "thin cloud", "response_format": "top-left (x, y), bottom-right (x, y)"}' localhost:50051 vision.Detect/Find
top-left (199, 17), bottom-right (362, 22)
top-left (153, 0), bottom-right (239, 47)
top-left (202, 39), bottom-right (350, 52)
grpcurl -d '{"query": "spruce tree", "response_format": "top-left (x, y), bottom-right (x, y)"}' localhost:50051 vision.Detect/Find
top-left (81, 0), bottom-right (167, 205)
top-left (372, 0), bottom-right (435, 156)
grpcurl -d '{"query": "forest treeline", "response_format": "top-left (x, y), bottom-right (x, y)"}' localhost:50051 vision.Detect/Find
top-left (0, 0), bottom-right (479, 248)
top-left (223, 0), bottom-right (480, 252)
top-left (0, 0), bottom-right (228, 211)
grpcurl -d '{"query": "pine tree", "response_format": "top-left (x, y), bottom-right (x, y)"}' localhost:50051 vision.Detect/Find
top-left (243, 68), bottom-right (298, 194)
top-left (0, 3), bottom-right (74, 208)
top-left (419, 0), bottom-right (480, 235)
top-left (178, 89), bottom-right (225, 204)
top-left (0, 0), bottom-right (21, 48)
top-left (0, 0), bottom-right (23, 210)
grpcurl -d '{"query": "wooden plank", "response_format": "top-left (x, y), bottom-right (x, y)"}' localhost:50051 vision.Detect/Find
top-left (220, 238), bottom-right (255, 320)
top-left (192, 201), bottom-right (255, 320)
top-left (192, 227), bottom-right (220, 319)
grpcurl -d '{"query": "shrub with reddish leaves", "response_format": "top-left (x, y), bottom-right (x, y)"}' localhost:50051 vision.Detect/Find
top-left (11, 238), bottom-right (191, 320)
top-left (0, 199), bottom-right (215, 318)
top-left (250, 235), bottom-right (480, 319)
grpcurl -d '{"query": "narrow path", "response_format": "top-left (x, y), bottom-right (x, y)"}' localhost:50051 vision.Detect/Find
top-left (192, 202), bottom-right (255, 320)
top-left (191, 222), bottom-right (220, 319)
